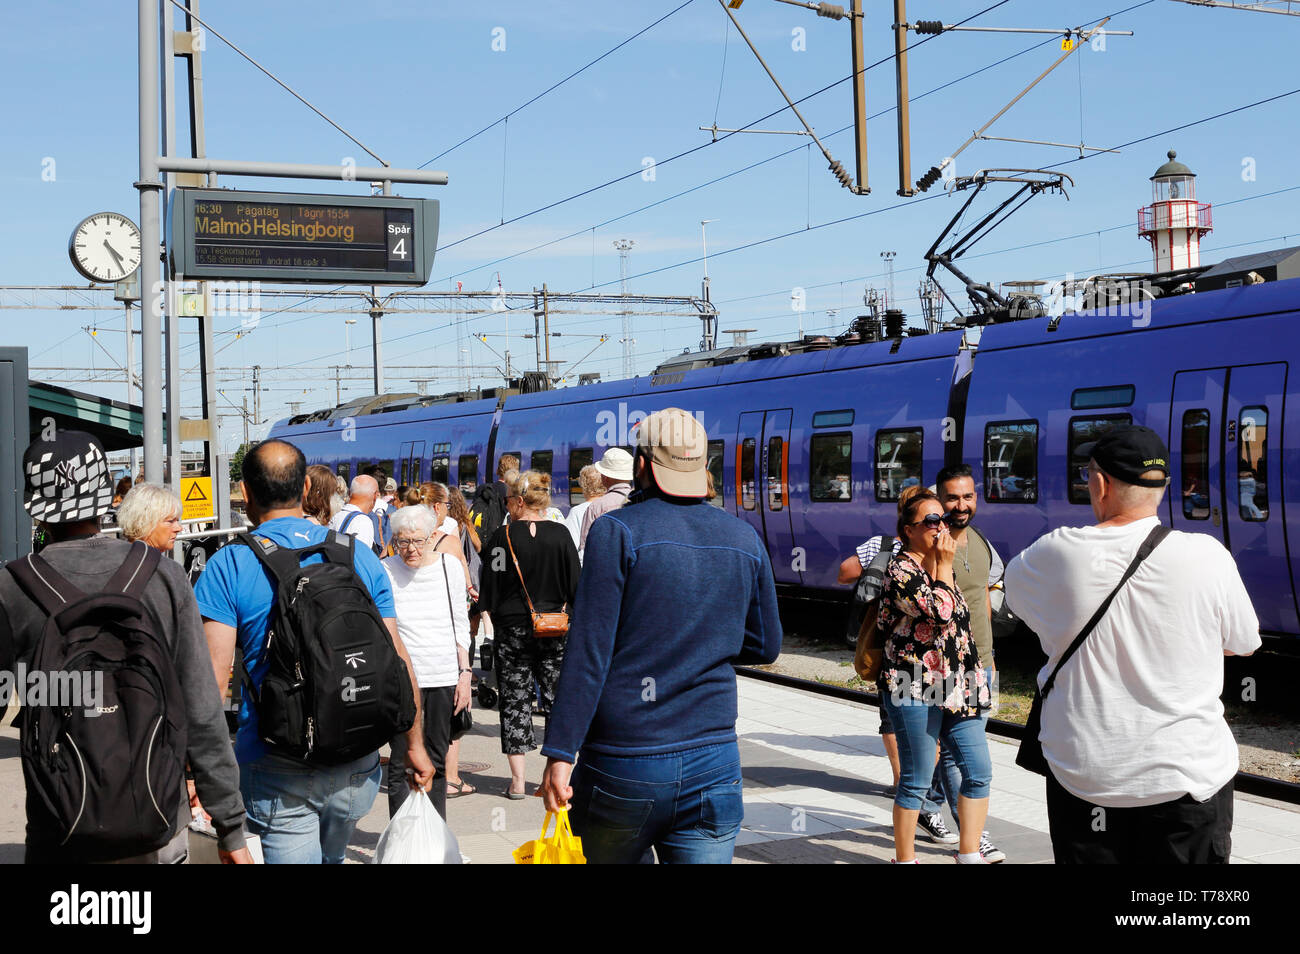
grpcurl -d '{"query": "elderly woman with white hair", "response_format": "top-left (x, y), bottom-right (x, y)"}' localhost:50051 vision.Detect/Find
top-left (117, 481), bottom-right (184, 552)
top-left (382, 504), bottom-right (472, 821)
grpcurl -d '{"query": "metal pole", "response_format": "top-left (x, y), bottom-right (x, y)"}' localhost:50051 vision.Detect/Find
top-left (242, 394), bottom-right (249, 448)
top-left (849, 0), bottom-right (870, 194)
top-left (123, 301), bottom-right (138, 476)
top-left (533, 289), bottom-right (542, 373)
top-left (161, 0), bottom-right (182, 502)
top-left (156, 156), bottom-right (448, 185)
top-left (370, 287), bottom-right (383, 394)
top-left (894, 0), bottom-right (914, 196)
top-left (252, 365), bottom-right (261, 435)
top-left (542, 284), bottom-right (551, 380)
top-left (137, 0), bottom-right (164, 484)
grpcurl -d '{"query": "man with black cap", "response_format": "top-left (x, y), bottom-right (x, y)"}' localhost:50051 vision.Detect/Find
top-left (1004, 425), bottom-right (1259, 863)
top-left (0, 431), bottom-right (250, 863)
top-left (538, 408), bottom-right (783, 863)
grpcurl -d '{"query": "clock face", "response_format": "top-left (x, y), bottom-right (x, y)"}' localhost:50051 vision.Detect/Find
top-left (69, 212), bottom-right (142, 283)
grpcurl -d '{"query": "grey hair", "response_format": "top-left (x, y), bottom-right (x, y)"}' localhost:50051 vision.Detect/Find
top-left (389, 504), bottom-right (438, 538)
top-left (578, 464), bottom-right (605, 499)
top-left (349, 475), bottom-right (378, 499)
top-left (117, 482), bottom-right (181, 542)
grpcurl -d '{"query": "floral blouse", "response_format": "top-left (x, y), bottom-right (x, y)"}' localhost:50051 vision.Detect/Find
top-left (878, 552), bottom-right (988, 715)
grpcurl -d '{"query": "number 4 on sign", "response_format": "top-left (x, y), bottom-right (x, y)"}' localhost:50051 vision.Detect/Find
top-left (392, 238), bottom-right (408, 260)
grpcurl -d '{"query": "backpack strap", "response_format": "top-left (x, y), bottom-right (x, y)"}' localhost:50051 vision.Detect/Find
top-left (5, 552), bottom-right (83, 617)
top-left (104, 541), bottom-right (162, 600)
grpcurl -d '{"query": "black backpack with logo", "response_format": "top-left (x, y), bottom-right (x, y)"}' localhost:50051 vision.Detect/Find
top-left (236, 531), bottom-right (415, 764)
top-left (5, 542), bottom-right (187, 860)
top-left (468, 482), bottom-right (507, 537)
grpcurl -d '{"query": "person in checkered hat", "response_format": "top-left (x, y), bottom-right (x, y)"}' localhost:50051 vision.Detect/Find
top-left (0, 430), bottom-right (250, 863)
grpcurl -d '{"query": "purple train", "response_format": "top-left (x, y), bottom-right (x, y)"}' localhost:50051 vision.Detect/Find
top-left (270, 267), bottom-right (1300, 640)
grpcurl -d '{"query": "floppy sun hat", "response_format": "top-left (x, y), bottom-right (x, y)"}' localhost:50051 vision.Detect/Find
top-left (593, 447), bottom-right (634, 482)
top-left (23, 429), bottom-right (114, 524)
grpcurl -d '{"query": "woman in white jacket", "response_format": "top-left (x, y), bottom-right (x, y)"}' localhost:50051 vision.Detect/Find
top-left (382, 504), bottom-right (472, 820)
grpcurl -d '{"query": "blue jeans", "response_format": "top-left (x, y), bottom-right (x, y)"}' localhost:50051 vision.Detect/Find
top-left (568, 742), bottom-right (745, 864)
top-left (239, 752), bottom-right (382, 864)
top-left (880, 692), bottom-right (991, 813)
top-left (931, 666), bottom-right (995, 822)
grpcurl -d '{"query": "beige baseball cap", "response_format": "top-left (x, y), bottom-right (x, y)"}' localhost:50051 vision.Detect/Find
top-left (636, 407), bottom-right (708, 498)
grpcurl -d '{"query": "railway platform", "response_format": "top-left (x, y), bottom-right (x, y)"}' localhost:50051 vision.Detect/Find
top-left (343, 675), bottom-right (1300, 865)
top-left (2, 677), bottom-right (1296, 864)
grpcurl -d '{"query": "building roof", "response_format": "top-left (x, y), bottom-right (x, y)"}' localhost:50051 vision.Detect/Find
top-left (1197, 246), bottom-right (1300, 280)
top-left (1151, 149), bottom-right (1195, 179)
top-left (28, 381), bottom-right (143, 451)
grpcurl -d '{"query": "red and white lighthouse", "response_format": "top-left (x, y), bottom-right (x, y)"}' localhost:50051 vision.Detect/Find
top-left (1138, 149), bottom-right (1212, 273)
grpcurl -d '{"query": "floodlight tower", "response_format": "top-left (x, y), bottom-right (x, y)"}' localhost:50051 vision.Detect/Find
top-left (614, 239), bottom-right (636, 377)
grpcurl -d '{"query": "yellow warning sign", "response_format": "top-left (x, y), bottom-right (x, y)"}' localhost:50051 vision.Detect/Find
top-left (1061, 36), bottom-right (1076, 51)
top-left (181, 476), bottom-right (214, 522)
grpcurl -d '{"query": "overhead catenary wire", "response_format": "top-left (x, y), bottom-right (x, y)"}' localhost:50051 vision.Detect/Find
top-left (417, 0), bottom-right (699, 168)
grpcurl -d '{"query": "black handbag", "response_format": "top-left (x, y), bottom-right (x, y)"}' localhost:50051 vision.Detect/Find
top-left (1015, 524), bottom-right (1170, 776)
top-left (441, 556), bottom-right (473, 742)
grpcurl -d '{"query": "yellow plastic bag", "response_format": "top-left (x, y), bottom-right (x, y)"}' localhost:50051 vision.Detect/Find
top-left (513, 809), bottom-right (587, 864)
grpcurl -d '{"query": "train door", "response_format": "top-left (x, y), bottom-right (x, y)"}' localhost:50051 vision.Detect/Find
top-left (1169, 370), bottom-right (1226, 545)
top-left (1224, 363), bottom-right (1296, 634)
top-left (398, 441), bottom-right (426, 485)
top-left (736, 409), bottom-right (801, 584)
top-left (1170, 364), bottom-right (1296, 633)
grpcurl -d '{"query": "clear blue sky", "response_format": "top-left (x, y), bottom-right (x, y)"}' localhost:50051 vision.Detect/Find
top-left (3, 0), bottom-right (1298, 449)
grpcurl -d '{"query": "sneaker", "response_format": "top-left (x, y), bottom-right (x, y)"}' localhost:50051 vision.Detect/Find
top-left (953, 851), bottom-right (989, 864)
top-left (978, 831), bottom-right (1006, 863)
top-left (918, 812), bottom-right (959, 845)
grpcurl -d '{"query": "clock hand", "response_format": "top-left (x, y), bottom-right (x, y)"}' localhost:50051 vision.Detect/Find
top-left (103, 240), bottom-right (124, 269)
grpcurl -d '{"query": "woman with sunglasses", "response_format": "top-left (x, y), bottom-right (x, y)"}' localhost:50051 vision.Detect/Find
top-left (381, 504), bottom-right (472, 822)
top-left (880, 488), bottom-right (992, 863)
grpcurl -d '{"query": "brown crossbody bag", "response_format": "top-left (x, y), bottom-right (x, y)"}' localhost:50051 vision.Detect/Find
top-left (505, 524), bottom-right (570, 637)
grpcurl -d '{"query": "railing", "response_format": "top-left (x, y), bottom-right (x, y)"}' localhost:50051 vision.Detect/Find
top-left (1138, 202), bottom-right (1213, 233)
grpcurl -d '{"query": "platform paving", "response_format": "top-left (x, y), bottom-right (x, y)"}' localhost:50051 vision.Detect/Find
top-left (3, 680), bottom-right (1299, 864)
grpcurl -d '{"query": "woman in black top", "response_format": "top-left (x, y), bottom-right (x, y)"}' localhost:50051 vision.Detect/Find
top-left (480, 470), bottom-right (580, 798)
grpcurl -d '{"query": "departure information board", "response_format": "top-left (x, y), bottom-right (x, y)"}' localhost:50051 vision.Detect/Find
top-left (170, 189), bottom-right (439, 285)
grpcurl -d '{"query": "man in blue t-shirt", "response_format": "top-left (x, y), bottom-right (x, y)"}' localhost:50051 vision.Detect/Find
top-left (196, 440), bottom-right (432, 864)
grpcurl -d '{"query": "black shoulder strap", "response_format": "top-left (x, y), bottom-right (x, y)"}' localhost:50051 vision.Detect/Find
top-left (868, 536), bottom-right (896, 571)
top-left (104, 541), bottom-right (162, 600)
top-left (5, 552), bottom-right (82, 617)
top-left (1041, 524), bottom-right (1171, 699)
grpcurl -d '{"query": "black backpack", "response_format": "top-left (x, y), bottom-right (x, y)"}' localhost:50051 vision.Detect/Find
top-left (468, 483), bottom-right (506, 537)
top-left (844, 536), bottom-right (896, 646)
top-left (5, 543), bottom-right (187, 860)
top-left (236, 531), bottom-right (415, 765)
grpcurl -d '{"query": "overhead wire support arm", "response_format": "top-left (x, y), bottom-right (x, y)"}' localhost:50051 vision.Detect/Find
top-left (912, 16), bottom-right (1129, 192)
top-left (717, 0), bottom-right (868, 193)
top-left (907, 21), bottom-right (1133, 36)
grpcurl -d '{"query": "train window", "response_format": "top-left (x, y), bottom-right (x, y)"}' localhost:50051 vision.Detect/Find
top-left (740, 439), bottom-right (756, 511)
top-left (531, 450), bottom-right (553, 479)
top-left (336, 462), bottom-right (350, 484)
top-left (813, 409), bottom-right (855, 428)
top-left (811, 433), bottom-right (853, 502)
top-left (767, 436), bottom-right (785, 511)
top-left (400, 460), bottom-right (409, 487)
top-left (1071, 385), bottom-right (1136, 410)
top-left (569, 448), bottom-right (594, 506)
top-left (985, 421), bottom-right (1038, 503)
top-left (1239, 406), bottom-right (1269, 521)
top-left (1068, 415), bottom-right (1131, 504)
top-left (1181, 410), bottom-right (1210, 520)
top-left (874, 429), bottom-right (922, 502)
top-left (458, 454), bottom-right (479, 495)
top-left (429, 444), bottom-right (451, 486)
top-left (706, 439), bottom-right (725, 508)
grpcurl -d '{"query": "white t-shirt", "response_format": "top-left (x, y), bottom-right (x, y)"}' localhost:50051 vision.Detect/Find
top-left (1004, 516), bottom-right (1260, 807)
top-left (438, 515), bottom-right (459, 537)
top-left (565, 501), bottom-right (592, 561)
top-left (382, 554), bottom-right (471, 688)
top-left (329, 503), bottom-right (376, 549)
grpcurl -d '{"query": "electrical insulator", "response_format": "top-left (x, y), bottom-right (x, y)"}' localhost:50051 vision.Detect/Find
top-left (829, 159), bottom-right (854, 189)
top-left (815, 3), bottom-right (847, 19)
top-left (915, 166), bottom-right (943, 192)
top-left (913, 20), bottom-right (945, 34)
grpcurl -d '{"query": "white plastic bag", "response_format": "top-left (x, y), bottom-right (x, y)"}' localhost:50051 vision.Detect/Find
top-left (373, 791), bottom-right (463, 864)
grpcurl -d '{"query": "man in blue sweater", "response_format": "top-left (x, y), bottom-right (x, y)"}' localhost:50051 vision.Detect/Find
top-left (539, 407), bottom-right (783, 863)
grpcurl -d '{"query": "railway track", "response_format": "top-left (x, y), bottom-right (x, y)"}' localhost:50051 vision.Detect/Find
top-left (736, 665), bottom-right (1300, 806)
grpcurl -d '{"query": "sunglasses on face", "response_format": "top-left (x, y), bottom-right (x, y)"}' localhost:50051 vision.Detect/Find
top-left (911, 512), bottom-right (956, 529)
